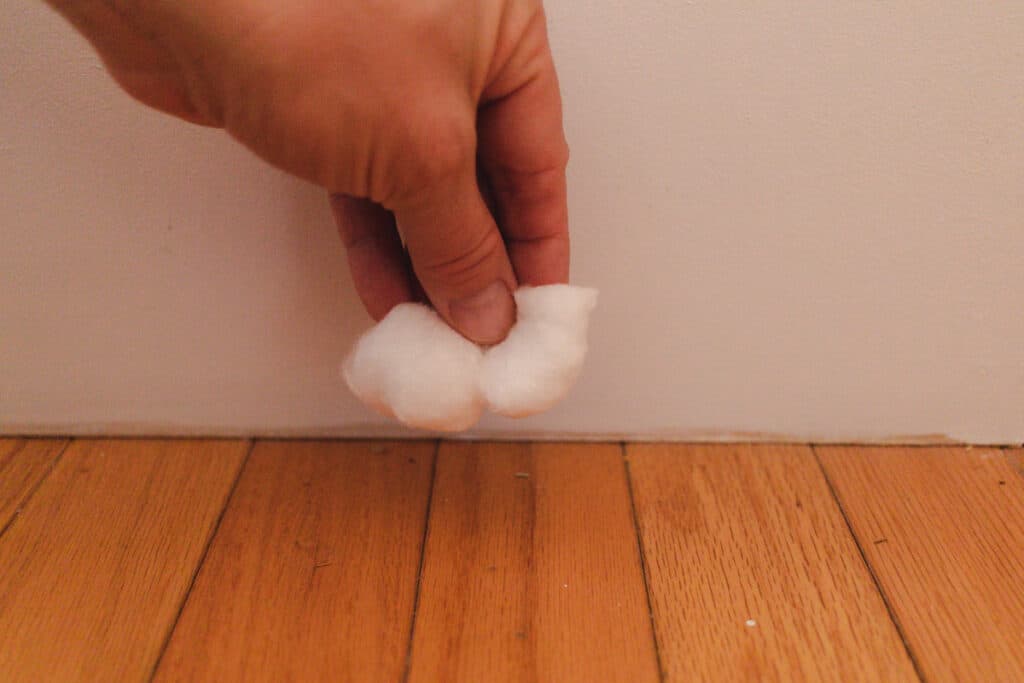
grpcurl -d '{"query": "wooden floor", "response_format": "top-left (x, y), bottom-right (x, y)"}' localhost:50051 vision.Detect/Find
top-left (1, 440), bottom-right (1022, 682)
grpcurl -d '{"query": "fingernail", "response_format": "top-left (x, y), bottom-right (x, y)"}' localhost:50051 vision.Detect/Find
top-left (449, 281), bottom-right (515, 344)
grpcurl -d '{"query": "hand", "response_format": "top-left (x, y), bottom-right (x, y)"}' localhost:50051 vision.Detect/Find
top-left (48, 0), bottom-right (570, 343)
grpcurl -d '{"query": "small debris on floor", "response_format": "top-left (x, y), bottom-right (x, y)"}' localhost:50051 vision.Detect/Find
top-left (873, 538), bottom-right (889, 545)
top-left (514, 472), bottom-right (530, 479)
top-left (745, 619), bottom-right (757, 628)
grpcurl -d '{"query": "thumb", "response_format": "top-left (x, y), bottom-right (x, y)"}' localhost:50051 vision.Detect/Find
top-left (392, 167), bottom-right (518, 345)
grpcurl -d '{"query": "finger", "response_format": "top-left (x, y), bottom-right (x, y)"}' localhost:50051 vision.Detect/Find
top-left (478, 41), bottom-right (570, 285)
top-left (330, 194), bottom-right (415, 321)
top-left (392, 168), bottom-right (518, 345)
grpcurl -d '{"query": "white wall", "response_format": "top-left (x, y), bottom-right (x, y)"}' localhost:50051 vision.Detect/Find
top-left (2, 1), bottom-right (1022, 442)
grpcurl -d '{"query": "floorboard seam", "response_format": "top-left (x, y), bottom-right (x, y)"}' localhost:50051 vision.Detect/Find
top-left (146, 438), bottom-right (255, 682)
top-left (0, 438), bottom-right (72, 540)
top-left (621, 442), bottom-right (667, 682)
top-left (401, 439), bottom-right (441, 683)
top-left (811, 445), bottom-right (929, 683)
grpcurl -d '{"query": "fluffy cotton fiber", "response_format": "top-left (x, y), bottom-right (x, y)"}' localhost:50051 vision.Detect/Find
top-left (342, 303), bottom-right (485, 431)
top-left (343, 284), bottom-right (598, 431)
top-left (479, 286), bottom-right (598, 417)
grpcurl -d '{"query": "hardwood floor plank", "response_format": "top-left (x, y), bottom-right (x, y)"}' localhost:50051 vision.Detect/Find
top-left (406, 442), bottom-right (660, 683)
top-left (0, 438), bottom-right (67, 535)
top-left (0, 438), bottom-right (248, 683)
top-left (1009, 448), bottom-right (1023, 478)
top-left (627, 443), bottom-right (917, 682)
top-left (817, 446), bottom-right (1024, 682)
top-left (152, 440), bottom-right (435, 683)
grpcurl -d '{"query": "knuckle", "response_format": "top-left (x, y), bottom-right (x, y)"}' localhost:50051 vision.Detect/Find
top-left (492, 166), bottom-right (565, 202)
top-left (418, 228), bottom-right (504, 290)
top-left (421, 128), bottom-right (475, 183)
top-left (396, 112), bottom-right (476, 193)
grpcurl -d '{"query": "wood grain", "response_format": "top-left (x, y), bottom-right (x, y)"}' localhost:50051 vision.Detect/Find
top-left (817, 446), bottom-right (1024, 682)
top-left (0, 438), bottom-right (248, 683)
top-left (407, 442), bottom-right (660, 683)
top-left (1009, 448), bottom-right (1023, 478)
top-left (0, 438), bottom-right (66, 535)
top-left (627, 443), bottom-right (918, 682)
top-left (153, 440), bottom-right (435, 683)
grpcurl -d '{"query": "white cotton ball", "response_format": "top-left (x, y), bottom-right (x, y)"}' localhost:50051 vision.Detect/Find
top-left (343, 285), bottom-right (598, 431)
top-left (479, 285), bottom-right (599, 418)
top-left (343, 303), bottom-right (485, 431)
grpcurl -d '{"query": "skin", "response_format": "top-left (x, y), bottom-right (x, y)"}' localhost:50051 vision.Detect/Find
top-left (45, 0), bottom-right (570, 343)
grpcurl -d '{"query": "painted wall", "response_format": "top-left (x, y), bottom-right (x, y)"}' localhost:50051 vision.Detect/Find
top-left (2, 1), bottom-right (1022, 442)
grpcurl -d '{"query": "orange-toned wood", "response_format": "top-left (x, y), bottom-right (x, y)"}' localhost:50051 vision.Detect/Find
top-left (406, 442), bottom-right (660, 683)
top-left (817, 446), bottom-right (1024, 682)
top-left (1009, 448), bottom-right (1023, 477)
top-left (0, 439), bottom-right (248, 682)
top-left (153, 440), bottom-right (435, 683)
top-left (0, 439), bottom-right (66, 534)
top-left (628, 443), bottom-right (918, 682)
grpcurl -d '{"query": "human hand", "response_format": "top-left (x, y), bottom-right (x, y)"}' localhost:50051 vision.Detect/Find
top-left (48, 0), bottom-right (569, 343)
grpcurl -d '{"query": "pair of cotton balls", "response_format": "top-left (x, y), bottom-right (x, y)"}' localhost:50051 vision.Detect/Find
top-left (343, 284), bottom-right (598, 431)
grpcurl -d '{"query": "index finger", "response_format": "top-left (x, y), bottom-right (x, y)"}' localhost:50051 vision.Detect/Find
top-left (477, 51), bottom-right (570, 286)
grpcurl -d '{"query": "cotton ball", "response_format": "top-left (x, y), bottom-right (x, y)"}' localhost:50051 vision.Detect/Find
top-left (480, 285), bottom-right (599, 418)
top-left (344, 285), bottom-right (598, 430)
top-left (343, 303), bottom-right (485, 431)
